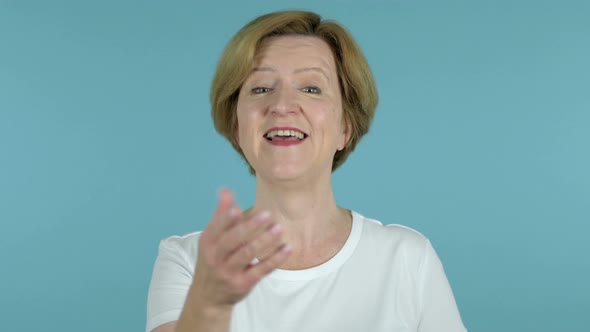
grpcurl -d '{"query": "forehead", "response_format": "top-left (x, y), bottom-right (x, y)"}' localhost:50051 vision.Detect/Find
top-left (254, 35), bottom-right (336, 73)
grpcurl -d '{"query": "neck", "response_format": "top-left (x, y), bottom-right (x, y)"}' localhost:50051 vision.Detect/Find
top-left (252, 171), bottom-right (347, 249)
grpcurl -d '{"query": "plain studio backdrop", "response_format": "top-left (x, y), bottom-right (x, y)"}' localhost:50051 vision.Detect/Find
top-left (1, 0), bottom-right (588, 331)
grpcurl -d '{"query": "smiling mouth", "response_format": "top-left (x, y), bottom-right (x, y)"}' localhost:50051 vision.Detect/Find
top-left (264, 129), bottom-right (308, 141)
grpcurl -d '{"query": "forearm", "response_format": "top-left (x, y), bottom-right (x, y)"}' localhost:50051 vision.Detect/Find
top-left (175, 287), bottom-right (233, 332)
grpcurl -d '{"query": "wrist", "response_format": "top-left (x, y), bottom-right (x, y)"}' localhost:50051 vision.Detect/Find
top-left (197, 301), bottom-right (233, 320)
top-left (186, 284), bottom-right (234, 319)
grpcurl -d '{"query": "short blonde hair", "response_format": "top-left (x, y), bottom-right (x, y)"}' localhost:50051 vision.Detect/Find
top-left (211, 10), bottom-right (378, 173)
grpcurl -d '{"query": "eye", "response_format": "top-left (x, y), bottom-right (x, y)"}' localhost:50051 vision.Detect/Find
top-left (301, 86), bottom-right (321, 94)
top-left (252, 87), bottom-right (272, 94)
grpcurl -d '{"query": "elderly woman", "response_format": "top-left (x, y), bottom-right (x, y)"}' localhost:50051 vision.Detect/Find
top-left (147, 10), bottom-right (466, 332)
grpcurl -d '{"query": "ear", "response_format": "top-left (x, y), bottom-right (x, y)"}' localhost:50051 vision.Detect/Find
top-left (337, 117), bottom-right (352, 151)
top-left (233, 123), bottom-right (240, 145)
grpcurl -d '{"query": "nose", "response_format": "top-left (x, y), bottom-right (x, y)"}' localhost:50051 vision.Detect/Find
top-left (268, 86), bottom-right (299, 116)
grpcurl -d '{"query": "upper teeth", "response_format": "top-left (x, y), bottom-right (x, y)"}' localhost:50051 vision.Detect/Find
top-left (266, 129), bottom-right (305, 140)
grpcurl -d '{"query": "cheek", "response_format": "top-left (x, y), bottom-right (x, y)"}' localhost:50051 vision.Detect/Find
top-left (235, 117), bottom-right (248, 146)
top-left (235, 97), bottom-right (251, 140)
top-left (235, 109), bottom-right (259, 145)
top-left (320, 104), bottom-right (344, 133)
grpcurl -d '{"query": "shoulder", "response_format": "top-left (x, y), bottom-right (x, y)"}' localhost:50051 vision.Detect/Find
top-left (353, 211), bottom-right (429, 254)
top-left (157, 231), bottom-right (202, 267)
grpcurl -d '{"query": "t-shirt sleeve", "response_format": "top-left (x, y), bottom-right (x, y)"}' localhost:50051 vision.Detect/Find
top-left (146, 238), bottom-right (194, 332)
top-left (417, 240), bottom-right (467, 332)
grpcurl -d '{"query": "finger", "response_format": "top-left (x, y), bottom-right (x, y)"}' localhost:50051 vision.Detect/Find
top-left (215, 188), bottom-right (235, 215)
top-left (255, 224), bottom-right (286, 262)
top-left (216, 210), bottom-right (272, 260)
top-left (206, 189), bottom-right (241, 237)
top-left (244, 244), bottom-right (292, 283)
top-left (225, 223), bottom-right (285, 272)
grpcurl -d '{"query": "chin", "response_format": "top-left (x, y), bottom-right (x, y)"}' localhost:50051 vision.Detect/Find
top-left (255, 164), bottom-right (308, 182)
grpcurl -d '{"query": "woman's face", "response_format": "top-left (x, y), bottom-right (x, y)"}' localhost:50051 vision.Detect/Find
top-left (236, 35), bottom-right (349, 181)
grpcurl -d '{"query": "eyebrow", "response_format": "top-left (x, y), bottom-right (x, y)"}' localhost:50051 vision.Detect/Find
top-left (294, 67), bottom-right (330, 82)
top-left (252, 67), bottom-right (331, 82)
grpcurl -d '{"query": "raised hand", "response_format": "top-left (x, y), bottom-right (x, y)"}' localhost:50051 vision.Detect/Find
top-left (191, 188), bottom-right (291, 308)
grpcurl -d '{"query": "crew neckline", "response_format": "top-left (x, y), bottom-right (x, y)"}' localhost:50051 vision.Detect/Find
top-left (266, 210), bottom-right (364, 281)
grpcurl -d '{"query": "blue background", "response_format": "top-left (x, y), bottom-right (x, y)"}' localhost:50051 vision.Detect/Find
top-left (1, 0), bottom-right (588, 331)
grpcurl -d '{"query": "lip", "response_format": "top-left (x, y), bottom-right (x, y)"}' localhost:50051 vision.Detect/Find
top-left (263, 126), bottom-right (308, 136)
top-left (267, 139), bottom-right (304, 146)
top-left (264, 126), bottom-right (308, 146)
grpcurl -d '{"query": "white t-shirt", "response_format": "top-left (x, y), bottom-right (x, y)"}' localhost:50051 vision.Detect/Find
top-left (146, 211), bottom-right (467, 332)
